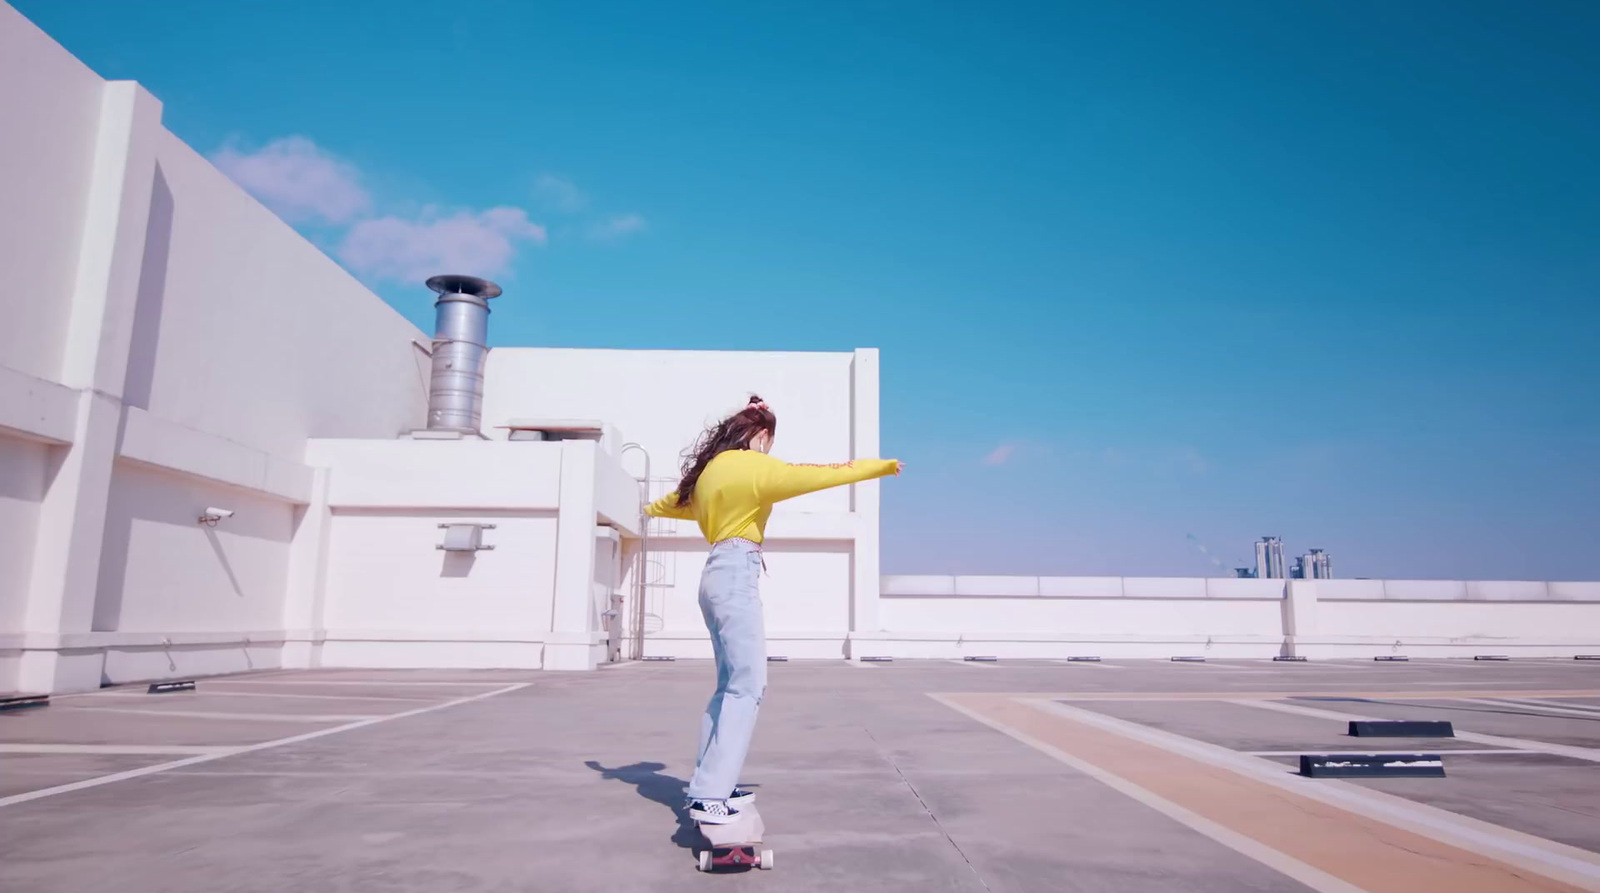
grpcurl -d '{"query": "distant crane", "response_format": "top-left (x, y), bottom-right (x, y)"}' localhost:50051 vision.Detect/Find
top-left (1185, 533), bottom-right (1249, 577)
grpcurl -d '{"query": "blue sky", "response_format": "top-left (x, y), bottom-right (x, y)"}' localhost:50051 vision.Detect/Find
top-left (18, 0), bottom-right (1599, 579)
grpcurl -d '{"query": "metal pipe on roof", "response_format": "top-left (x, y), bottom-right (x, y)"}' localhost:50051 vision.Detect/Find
top-left (423, 274), bottom-right (501, 433)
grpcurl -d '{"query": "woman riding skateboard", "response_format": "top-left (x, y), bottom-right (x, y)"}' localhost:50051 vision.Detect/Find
top-left (646, 395), bottom-right (903, 823)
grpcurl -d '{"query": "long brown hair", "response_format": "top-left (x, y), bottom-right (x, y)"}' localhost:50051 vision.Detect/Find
top-left (673, 395), bottom-right (777, 506)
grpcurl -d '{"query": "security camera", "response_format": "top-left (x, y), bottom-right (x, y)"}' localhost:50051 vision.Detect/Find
top-left (198, 507), bottom-right (234, 525)
top-left (207, 507), bottom-right (234, 519)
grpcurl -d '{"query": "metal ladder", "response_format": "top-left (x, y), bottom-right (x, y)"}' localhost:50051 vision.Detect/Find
top-left (618, 443), bottom-right (652, 661)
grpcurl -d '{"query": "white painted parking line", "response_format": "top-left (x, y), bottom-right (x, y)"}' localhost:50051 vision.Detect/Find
top-left (1043, 660), bottom-right (1121, 669)
top-left (63, 707), bottom-right (385, 723)
top-left (1407, 680), bottom-right (1542, 687)
top-left (843, 659), bottom-right (880, 669)
top-left (0, 682), bottom-right (531, 808)
top-left (1230, 698), bottom-right (1600, 764)
top-left (196, 679), bottom-right (520, 687)
top-left (0, 744), bottom-right (238, 756)
top-left (1456, 698), bottom-right (1600, 721)
top-left (1166, 662), bottom-right (1262, 672)
top-left (1490, 697), bottom-right (1600, 714)
top-left (80, 689), bottom-right (438, 703)
top-left (948, 659), bottom-right (997, 668)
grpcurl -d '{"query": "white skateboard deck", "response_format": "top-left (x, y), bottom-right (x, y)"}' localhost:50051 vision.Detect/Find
top-left (698, 804), bottom-right (764, 846)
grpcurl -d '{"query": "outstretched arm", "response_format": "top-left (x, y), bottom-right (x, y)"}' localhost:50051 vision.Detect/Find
top-left (644, 492), bottom-right (696, 520)
top-left (756, 455), bottom-right (901, 504)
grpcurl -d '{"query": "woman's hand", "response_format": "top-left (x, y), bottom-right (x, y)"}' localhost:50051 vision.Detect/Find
top-left (893, 460), bottom-right (905, 476)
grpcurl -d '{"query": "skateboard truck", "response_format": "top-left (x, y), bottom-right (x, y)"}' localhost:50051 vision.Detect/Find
top-left (696, 845), bottom-right (773, 872)
top-left (695, 805), bottom-right (773, 872)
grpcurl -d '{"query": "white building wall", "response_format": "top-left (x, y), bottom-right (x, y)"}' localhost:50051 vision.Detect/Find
top-left (483, 348), bottom-right (861, 509)
top-left (135, 131), bottom-right (429, 455)
top-left (0, 7), bottom-right (429, 692)
top-left (484, 347), bottom-right (883, 659)
top-left (640, 544), bottom-right (855, 659)
top-left (93, 461), bottom-right (295, 634)
top-left (0, 439), bottom-right (49, 633)
top-left (318, 512), bottom-right (560, 668)
top-left (0, 3), bottom-right (102, 382)
top-left (300, 439), bottom-right (640, 671)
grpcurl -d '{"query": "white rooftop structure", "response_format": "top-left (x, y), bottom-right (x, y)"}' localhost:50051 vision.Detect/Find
top-left (3, 4), bottom-right (1599, 694)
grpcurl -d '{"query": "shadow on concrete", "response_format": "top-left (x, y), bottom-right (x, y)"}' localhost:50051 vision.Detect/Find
top-left (585, 760), bottom-right (700, 850)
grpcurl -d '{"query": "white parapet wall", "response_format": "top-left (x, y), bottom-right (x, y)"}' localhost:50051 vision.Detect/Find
top-left (871, 576), bottom-right (1289, 658)
top-left (872, 576), bottom-right (1600, 659)
top-left (1297, 579), bottom-right (1600, 658)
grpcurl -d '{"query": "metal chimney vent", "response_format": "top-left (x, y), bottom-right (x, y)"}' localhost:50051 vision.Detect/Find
top-left (424, 274), bottom-right (501, 433)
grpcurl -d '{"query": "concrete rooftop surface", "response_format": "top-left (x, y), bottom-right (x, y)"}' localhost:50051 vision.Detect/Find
top-left (4, 660), bottom-right (1600, 892)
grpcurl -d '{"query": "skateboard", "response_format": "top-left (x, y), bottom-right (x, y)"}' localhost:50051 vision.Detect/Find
top-left (695, 804), bottom-right (773, 871)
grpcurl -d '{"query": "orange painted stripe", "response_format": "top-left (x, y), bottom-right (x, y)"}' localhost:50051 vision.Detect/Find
top-left (945, 693), bottom-right (1593, 893)
top-left (952, 689), bottom-right (1600, 702)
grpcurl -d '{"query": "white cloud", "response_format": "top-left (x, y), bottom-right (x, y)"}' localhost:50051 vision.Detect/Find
top-left (982, 444), bottom-right (1018, 466)
top-left (534, 173), bottom-right (588, 212)
top-left (213, 136), bottom-right (370, 224)
top-left (213, 137), bottom-right (664, 286)
top-left (337, 207), bottom-right (547, 283)
top-left (588, 212), bottom-right (648, 241)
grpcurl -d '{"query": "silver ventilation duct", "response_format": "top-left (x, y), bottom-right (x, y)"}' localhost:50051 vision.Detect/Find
top-left (423, 274), bottom-right (501, 433)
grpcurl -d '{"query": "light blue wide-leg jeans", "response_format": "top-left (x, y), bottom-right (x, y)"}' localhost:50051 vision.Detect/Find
top-left (686, 538), bottom-right (767, 803)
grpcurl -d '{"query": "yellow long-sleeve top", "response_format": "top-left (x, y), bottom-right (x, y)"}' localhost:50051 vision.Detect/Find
top-left (645, 450), bottom-right (898, 544)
